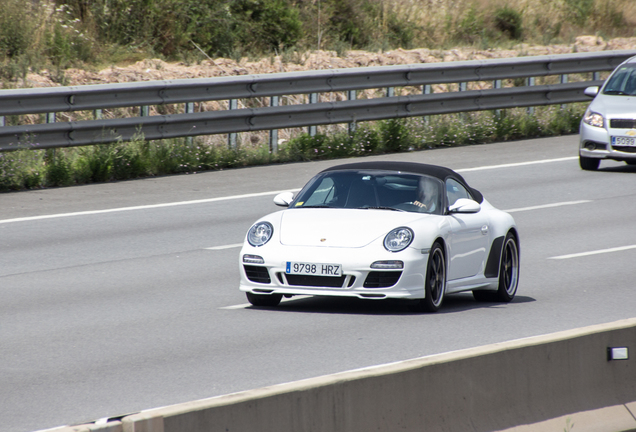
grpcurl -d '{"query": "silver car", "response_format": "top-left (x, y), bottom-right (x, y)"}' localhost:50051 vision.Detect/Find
top-left (579, 55), bottom-right (636, 170)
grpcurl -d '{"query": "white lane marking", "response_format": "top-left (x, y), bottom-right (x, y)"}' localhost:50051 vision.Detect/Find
top-left (503, 200), bottom-right (591, 213)
top-left (220, 295), bottom-right (312, 310)
top-left (220, 303), bottom-right (252, 310)
top-left (548, 245), bottom-right (636, 260)
top-left (0, 156), bottom-right (577, 225)
top-left (0, 189), bottom-right (301, 225)
top-left (455, 157), bottom-right (577, 173)
top-left (205, 243), bottom-right (243, 250)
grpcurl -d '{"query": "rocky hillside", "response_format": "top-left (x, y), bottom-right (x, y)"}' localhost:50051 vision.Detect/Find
top-left (23, 36), bottom-right (636, 88)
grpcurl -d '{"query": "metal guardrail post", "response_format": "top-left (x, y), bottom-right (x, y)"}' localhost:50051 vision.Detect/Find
top-left (0, 116), bottom-right (4, 127)
top-left (228, 99), bottom-right (238, 148)
top-left (494, 80), bottom-right (502, 119)
top-left (308, 93), bottom-right (318, 136)
top-left (347, 90), bottom-right (357, 134)
top-left (526, 77), bottom-right (535, 115)
top-left (269, 96), bottom-right (279, 152)
top-left (422, 85), bottom-right (431, 125)
top-left (94, 109), bottom-right (103, 120)
top-left (185, 102), bottom-right (195, 146)
top-left (458, 82), bottom-right (468, 121)
top-left (139, 106), bottom-right (149, 117)
top-left (386, 87), bottom-right (394, 97)
top-left (561, 74), bottom-right (568, 109)
top-left (46, 113), bottom-right (56, 158)
top-left (593, 71), bottom-right (600, 81)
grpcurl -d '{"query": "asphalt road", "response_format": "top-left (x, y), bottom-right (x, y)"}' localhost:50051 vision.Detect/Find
top-left (2, 135), bottom-right (636, 432)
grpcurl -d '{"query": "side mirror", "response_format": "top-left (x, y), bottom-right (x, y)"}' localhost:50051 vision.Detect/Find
top-left (584, 86), bottom-right (599, 98)
top-left (448, 198), bottom-right (481, 214)
top-left (273, 191), bottom-right (295, 207)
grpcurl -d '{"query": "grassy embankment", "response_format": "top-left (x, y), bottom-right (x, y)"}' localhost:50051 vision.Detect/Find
top-left (0, 0), bottom-right (634, 190)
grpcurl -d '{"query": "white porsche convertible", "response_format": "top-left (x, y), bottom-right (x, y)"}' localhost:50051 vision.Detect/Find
top-left (239, 161), bottom-right (519, 312)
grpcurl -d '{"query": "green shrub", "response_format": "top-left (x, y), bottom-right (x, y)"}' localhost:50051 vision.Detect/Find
top-left (380, 119), bottom-right (413, 153)
top-left (0, 0), bottom-right (35, 58)
top-left (564, 0), bottom-right (595, 26)
top-left (0, 147), bottom-right (45, 191)
top-left (454, 6), bottom-right (486, 45)
top-left (45, 150), bottom-right (74, 187)
top-left (81, 144), bottom-right (114, 183)
top-left (0, 104), bottom-right (588, 192)
top-left (232, 0), bottom-right (303, 52)
top-left (494, 6), bottom-right (523, 40)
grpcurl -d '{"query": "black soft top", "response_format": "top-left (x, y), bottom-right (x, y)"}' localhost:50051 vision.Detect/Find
top-left (321, 161), bottom-right (483, 203)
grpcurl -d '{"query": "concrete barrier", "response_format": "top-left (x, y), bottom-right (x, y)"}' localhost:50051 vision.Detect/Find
top-left (50, 318), bottom-right (636, 432)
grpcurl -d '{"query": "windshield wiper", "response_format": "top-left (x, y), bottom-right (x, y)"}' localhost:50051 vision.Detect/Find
top-left (358, 206), bottom-right (405, 212)
top-left (604, 90), bottom-right (627, 95)
top-left (300, 205), bottom-right (331, 208)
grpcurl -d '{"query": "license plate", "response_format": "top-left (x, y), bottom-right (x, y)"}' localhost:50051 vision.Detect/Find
top-left (286, 262), bottom-right (342, 277)
top-left (612, 136), bottom-right (636, 147)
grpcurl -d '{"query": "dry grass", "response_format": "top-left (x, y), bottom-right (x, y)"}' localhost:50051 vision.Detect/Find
top-left (386, 0), bottom-right (636, 48)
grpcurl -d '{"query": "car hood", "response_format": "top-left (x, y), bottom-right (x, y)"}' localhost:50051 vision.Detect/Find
top-left (278, 208), bottom-right (424, 247)
top-left (591, 95), bottom-right (636, 120)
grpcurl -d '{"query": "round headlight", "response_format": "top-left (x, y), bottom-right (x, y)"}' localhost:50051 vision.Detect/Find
top-left (247, 222), bottom-right (273, 247)
top-left (384, 227), bottom-right (414, 252)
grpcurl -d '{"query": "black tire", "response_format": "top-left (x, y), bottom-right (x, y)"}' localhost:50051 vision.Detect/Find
top-left (625, 160), bottom-right (636, 166)
top-left (496, 233), bottom-right (520, 301)
top-left (246, 292), bottom-right (282, 307)
top-left (579, 156), bottom-right (600, 171)
top-left (473, 232), bottom-right (519, 303)
top-left (409, 242), bottom-right (446, 312)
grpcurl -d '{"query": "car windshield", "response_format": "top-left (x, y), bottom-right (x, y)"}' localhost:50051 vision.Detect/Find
top-left (603, 64), bottom-right (636, 96)
top-left (291, 170), bottom-right (444, 214)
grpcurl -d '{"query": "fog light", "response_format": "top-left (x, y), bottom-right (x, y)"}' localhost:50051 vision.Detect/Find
top-left (607, 347), bottom-right (629, 361)
top-left (371, 260), bottom-right (404, 269)
top-left (243, 254), bottom-right (264, 264)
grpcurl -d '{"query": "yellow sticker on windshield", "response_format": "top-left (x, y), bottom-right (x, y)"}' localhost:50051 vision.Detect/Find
top-left (295, 202), bottom-right (304, 206)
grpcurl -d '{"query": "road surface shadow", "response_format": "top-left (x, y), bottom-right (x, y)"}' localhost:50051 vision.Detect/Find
top-left (246, 293), bottom-right (536, 316)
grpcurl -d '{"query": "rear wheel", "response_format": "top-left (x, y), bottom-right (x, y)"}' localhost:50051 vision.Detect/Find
top-left (409, 242), bottom-right (446, 312)
top-left (473, 232), bottom-right (519, 302)
top-left (246, 292), bottom-right (282, 307)
top-left (496, 233), bottom-right (519, 301)
top-left (579, 156), bottom-right (600, 171)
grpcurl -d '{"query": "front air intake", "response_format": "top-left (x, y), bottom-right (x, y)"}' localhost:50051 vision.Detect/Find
top-left (243, 265), bottom-right (271, 284)
top-left (363, 271), bottom-right (402, 288)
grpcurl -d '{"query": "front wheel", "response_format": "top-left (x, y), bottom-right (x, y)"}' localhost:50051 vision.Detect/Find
top-left (246, 292), bottom-right (282, 307)
top-left (409, 242), bottom-right (446, 312)
top-left (579, 156), bottom-right (600, 171)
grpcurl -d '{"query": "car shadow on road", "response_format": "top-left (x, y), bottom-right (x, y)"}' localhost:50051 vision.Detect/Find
top-left (246, 293), bottom-right (536, 316)
top-left (598, 164), bottom-right (636, 174)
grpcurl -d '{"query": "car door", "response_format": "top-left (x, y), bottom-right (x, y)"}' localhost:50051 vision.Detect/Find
top-left (445, 178), bottom-right (490, 281)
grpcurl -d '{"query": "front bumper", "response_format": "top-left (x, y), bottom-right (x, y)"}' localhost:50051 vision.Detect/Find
top-left (580, 121), bottom-right (636, 162)
top-left (238, 243), bottom-right (428, 300)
